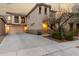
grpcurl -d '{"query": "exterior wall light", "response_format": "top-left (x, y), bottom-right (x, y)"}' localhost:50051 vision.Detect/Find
top-left (24, 26), bottom-right (28, 32)
top-left (7, 16), bottom-right (11, 23)
top-left (5, 24), bottom-right (9, 33)
top-left (8, 16), bottom-right (11, 21)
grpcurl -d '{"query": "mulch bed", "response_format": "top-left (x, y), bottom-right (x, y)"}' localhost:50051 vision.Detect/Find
top-left (44, 35), bottom-right (78, 43)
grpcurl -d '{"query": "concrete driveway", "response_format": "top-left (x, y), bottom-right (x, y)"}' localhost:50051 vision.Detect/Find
top-left (0, 33), bottom-right (58, 53)
top-left (0, 33), bottom-right (79, 56)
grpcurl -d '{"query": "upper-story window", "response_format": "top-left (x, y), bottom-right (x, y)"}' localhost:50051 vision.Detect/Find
top-left (14, 16), bottom-right (19, 23)
top-left (39, 6), bottom-right (41, 14)
top-left (45, 7), bottom-right (47, 15)
top-left (21, 16), bottom-right (25, 23)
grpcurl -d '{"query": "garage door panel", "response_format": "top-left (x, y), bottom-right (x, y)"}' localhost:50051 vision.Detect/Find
top-left (8, 25), bottom-right (24, 34)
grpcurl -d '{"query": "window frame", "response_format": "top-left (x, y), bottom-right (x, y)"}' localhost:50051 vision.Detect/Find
top-left (21, 16), bottom-right (25, 23)
top-left (14, 16), bottom-right (19, 23)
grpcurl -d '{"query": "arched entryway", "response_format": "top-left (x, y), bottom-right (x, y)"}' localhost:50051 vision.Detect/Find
top-left (42, 20), bottom-right (48, 33)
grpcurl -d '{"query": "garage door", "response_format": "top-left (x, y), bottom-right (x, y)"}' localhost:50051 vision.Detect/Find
top-left (8, 25), bottom-right (24, 34)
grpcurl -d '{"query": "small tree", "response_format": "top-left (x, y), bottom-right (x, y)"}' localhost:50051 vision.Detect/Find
top-left (49, 4), bottom-right (76, 40)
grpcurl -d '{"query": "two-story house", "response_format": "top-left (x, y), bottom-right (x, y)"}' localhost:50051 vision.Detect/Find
top-left (0, 3), bottom-right (55, 35)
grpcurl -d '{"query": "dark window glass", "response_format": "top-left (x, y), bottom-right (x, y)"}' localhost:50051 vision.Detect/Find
top-left (45, 7), bottom-right (47, 15)
top-left (21, 17), bottom-right (25, 23)
top-left (14, 16), bottom-right (19, 23)
top-left (76, 23), bottom-right (79, 29)
top-left (39, 7), bottom-right (41, 14)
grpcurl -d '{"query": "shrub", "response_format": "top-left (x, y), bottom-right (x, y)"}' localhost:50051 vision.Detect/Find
top-left (73, 29), bottom-right (79, 36)
top-left (64, 32), bottom-right (74, 41)
top-left (64, 31), bottom-right (75, 41)
top-left (51, 30), bottom-right (74, 41)
top-left (51, 31), bottom-right (62, 40)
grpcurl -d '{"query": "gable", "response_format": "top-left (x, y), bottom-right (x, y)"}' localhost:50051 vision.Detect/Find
top-left (26, 3), bottom-right (51, 17)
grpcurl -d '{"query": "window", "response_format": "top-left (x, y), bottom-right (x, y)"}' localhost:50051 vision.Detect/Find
top-left (45, 7), bottom-right (47, 15)
top-left (21, 17), bottom-right (25, 23)
top-left (39, 7), bottom-right (41, 14)
top-left (14, 16), bottom-right (19, 23)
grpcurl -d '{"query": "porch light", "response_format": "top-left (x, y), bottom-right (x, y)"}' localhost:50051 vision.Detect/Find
top-left (8, 16), bottom-right (11, 21)
top-left (24, 26), bottom-right (28, 32)
top-left (5, 24), bottom-right (9, 33)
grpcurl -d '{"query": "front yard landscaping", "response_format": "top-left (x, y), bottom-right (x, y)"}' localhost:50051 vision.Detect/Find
top-left (48, 29), bottom-right (79, 42)
top-left (45, 29), bottom-right (79, 43)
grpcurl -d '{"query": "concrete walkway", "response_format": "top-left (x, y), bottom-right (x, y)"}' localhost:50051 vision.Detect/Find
top-left (0, 33), bottom-right (79, 56)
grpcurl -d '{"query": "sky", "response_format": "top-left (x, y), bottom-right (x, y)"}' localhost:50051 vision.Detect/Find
top-left (0, 3), bottom-right (75, 15)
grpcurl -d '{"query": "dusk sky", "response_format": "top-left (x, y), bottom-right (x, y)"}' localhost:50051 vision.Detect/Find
top-left (0, 3), bottom-right (74, 15)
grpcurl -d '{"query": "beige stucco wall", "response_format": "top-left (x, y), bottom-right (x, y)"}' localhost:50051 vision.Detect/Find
top-left (27, 6), bottom-right (50, 31)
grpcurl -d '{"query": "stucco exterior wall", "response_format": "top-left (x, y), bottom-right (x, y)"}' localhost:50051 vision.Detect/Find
top-left (27, 6), bottom-right (50, 33)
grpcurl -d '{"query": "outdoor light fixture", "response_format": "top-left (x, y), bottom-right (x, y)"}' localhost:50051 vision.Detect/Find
top-left (5, 24), bottom-right (9, 33)
top-left (24, 26), bottom-right (28, 32)
top-left (8, 16), bottom-right (11, 21)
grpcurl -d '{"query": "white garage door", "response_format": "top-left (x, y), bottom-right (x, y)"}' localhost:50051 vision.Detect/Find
top-left (8, 25), bottom-right (24, 34)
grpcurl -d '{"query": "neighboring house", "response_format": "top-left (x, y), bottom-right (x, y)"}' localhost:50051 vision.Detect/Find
top-left (50, 11), bottom-right (79, 32)
top-left (67, 13), bottom-right (79, 31)
top-left (60, 12), bottom-right (79, 32)
top-left (0, 15), bottom-right (6, 35)
top-left (26, 3), bottom-right (54, 34)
